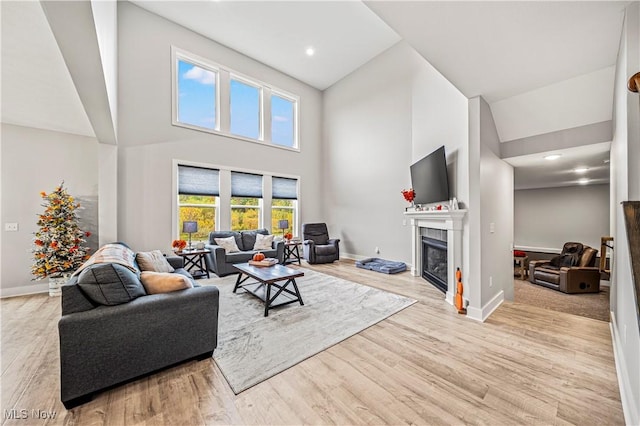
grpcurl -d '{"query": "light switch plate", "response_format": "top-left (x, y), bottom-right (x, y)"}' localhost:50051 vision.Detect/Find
top-left (5, 223), bottom-right (18, 231)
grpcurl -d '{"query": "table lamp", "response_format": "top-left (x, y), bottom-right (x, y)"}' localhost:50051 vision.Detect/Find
top-left (278, 220), bottom-right (289, 239)
top-left (182, 221), bottom-right (198, 250)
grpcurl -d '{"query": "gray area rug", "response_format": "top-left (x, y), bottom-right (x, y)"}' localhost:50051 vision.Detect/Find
top-left (200, 267), bottom-right (416, 394)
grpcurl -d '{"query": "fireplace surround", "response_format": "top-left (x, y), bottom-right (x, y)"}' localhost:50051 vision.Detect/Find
top-left (404, 209), bottom-right (466, 305)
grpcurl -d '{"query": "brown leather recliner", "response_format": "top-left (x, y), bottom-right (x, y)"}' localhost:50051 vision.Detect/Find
top-left (528, 242), bottom-right (600, 294)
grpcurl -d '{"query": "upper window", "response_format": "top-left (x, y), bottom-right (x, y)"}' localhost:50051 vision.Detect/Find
top-left (172, 47), bottom-right (299, 150)
top-left (176, 59), bottom-right (217, 131)
top-left (271, 94), bottom-right (296, 148)
top-left (230, 78), bottom-right (261, 140)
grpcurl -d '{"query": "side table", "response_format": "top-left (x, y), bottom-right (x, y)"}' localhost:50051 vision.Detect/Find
top-left (283, 240), bottom-right (302, 265)
top-left (176, 249), bottom-right (211, 279)
top-left (514, 255), bottom-right (528, 280)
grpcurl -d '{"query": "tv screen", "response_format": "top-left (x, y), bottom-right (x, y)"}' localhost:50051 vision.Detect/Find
top-left (410, 146), bottom-right (450, 205)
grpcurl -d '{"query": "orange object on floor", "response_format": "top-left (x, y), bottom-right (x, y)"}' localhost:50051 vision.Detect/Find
top-left (455, 267), bottom-right (467, 314)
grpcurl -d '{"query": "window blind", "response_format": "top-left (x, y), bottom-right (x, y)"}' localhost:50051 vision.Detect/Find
top-left (231, 172), bottom-right (263, 198)
top-left (178, 165), bottom-right (220, 196)
top-left (272, 177), bottom-right (298, 200)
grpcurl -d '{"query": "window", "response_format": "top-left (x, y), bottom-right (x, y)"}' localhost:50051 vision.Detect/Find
top-left (172, 47), bottom-right (299, 150)
top-left (176, 59), bottom-right (217, 130)
top-left (230, 78), bottom-right (261, 140)
top-left (178, 166), bottom-right (219, 240)
top-left (271, 94), bottom-right (296, 148)
top-left (231, 172), bottom-right (262, 231)
top-left (272, 177), bottom-right (298, 235)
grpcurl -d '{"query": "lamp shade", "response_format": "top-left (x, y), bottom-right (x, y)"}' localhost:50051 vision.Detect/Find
top-left (278, 220), bottom-right (289, 230)
top-left (182, 221), bottom-right (198, 233)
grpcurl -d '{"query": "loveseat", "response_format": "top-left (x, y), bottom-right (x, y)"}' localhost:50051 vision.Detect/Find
top-left (205, 228), bottom-right (284, 276)
top-left (528, 242), bottom-right (600, 294)
top-left (59, 243), bottom-right (219, 408)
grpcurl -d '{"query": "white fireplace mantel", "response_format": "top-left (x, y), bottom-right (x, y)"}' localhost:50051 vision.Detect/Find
top-left (404, 209), bottom-right (467, 305)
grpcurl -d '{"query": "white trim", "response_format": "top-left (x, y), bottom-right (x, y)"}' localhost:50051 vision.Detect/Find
top-left (514, 245), bottom-right (562, 254)
top-left (0, 283), bottom-right (49, 298)
top-left (466, 290), bottom-right (504, 322)
top-left (610, 311), bottom-right (640, 426)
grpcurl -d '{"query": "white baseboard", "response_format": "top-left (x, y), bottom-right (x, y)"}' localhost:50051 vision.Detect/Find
top-left (610, 312), bottom-right (639, 426)
top-left (466, 290), bottom-right (504, 322)
top-left (0, 283), bottom-right (49, 298)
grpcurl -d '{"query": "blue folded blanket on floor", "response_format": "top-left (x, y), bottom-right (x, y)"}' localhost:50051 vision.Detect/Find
top-left (355, 258), bottom-right (407, 274)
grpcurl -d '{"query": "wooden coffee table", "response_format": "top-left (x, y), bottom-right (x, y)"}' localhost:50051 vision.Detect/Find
top-left (233, 263), bottom-right (305, 317)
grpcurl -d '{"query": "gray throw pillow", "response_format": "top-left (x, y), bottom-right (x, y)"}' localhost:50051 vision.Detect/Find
top-left (77, 263), bottom-right (146, 305)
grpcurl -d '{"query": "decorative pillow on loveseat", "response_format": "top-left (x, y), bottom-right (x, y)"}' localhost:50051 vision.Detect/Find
top-left (215, 236), bottom-right (240, 253)
top-left (77, 263), bottom-right (146, 305)
top-left (253, 233), bottom-right (274, 250)
top-left (136, 250), bottom-right (175, 273)
top-left (140, 271), bottom-right (194, 294)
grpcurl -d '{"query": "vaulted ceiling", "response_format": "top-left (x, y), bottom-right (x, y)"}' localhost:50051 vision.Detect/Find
top-left (2, 0), bottom-right (631, 189)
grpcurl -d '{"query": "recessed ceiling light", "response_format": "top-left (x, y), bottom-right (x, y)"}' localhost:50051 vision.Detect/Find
top-left (544, 154), bottom-right (562, 161)
top-left (305, 47), bottom-right (315, 57)
top-left (574, 167), bottom-right (589, 174)
top-left (578, 178), bottom-right (589, 185)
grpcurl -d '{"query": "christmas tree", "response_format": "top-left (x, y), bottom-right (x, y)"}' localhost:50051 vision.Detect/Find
top-left (32, 182), bottom-right (92, 279)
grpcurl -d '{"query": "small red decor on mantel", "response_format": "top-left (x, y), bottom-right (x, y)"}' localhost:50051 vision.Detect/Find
top-left (401, 188), bottom-right (415, 204)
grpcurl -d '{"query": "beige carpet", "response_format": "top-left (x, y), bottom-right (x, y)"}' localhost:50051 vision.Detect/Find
top-left (200, 268), bottom-right (416, 394)
top-left (514, 279), bottom-right (610, 322)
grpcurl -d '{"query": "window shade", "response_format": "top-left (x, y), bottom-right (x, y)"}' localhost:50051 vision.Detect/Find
top-left (272, 177), bottom-right (298, 200)
top-left (178, 165), bottom-right (220, 196)
top-left (231, 172), bottom-right (263, 198)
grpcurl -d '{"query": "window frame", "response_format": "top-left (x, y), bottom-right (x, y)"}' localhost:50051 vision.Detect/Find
top-left (171, 46), bottom-right (300, 152)
top-left (230, 197), bottom-right (263, 231)
top-left (271, 199), bottom-right (298, 236)
top-left (172, 48), bottom-right (221, 133)
top-left (229, 74), bottom-right (264, 141)
top-left (270, 90), bottom-right (298, 149)
top-left (177, 195), bottom-right (219, 242)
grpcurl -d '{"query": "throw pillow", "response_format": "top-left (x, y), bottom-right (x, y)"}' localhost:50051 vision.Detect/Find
top-left (140, 271), bottom-right (193, 294)
top-left (136, 250), bottom-right (175, 273)
top-left (77, 263), bottom-right (146, 305)
top-left (215, 236), bottom-right (240, 253)
top-left (253, 233), bottom-right (274, 250)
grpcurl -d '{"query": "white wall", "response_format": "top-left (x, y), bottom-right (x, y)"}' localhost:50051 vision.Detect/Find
top-left (0, 124), bottom-right (99, 296)
top-left (610, 3), bottom-right (640, 424)
top-left (467, 97), bottom-right (514, 320)
top-left (514, 184), bottom-right (610, 252)
top-left (91, 0), bottom-right (118, 137)
top-left (479, 97), bottom-right (514, 307)
top-left (491, 66), bottom-right (615, 142)
top-left (323, 41), bottom-right (469, 271)
top-left (117, 3), bottom-right (324, 252)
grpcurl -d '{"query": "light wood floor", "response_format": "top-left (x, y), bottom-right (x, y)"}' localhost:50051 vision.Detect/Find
top-left (1, 260), bottom-right (624, 425)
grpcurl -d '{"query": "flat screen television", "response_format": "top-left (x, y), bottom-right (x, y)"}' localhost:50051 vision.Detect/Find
top-left (410, 146), bottom-right (450, 205)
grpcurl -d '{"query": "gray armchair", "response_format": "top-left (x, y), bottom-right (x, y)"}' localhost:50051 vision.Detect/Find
top-left (302, 223), bottom-right (340, 264)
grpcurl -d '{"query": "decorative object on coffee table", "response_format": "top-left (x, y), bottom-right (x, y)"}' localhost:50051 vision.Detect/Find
top-left (31, 182), bottom-right (92, 296)
top-left (182, 221), bottom-right (198, 250)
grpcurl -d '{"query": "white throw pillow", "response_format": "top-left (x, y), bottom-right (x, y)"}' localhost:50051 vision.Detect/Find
top-left (214, 236), bottom-right (240, 253)
top-left (253, 233), bottom-right (274, 250)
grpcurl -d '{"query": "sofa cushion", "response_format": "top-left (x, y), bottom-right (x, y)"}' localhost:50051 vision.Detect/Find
top-left (241, 229), bottom-right (268, 252)
top-left (253, 233), bottom-right (274, 250)
top-left (315, 244), bottom-right (337, 256)
top-left (136, 250), bottom-right (175, 273)
top-left (215, 236), bottom-right (241, 253)
top-left (534, 268), bottom-right (561, 285)
top-left (209, 231), bottom-right (242, 250)
top-left (140, 271), bottom-right (194, 294)
top-left (77, 263), bottom-right (146, 305)
top-left (580, 247), bottom-right (597, 267)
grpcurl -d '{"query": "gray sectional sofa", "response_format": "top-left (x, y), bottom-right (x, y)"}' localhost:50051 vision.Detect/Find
top-left (205, 228), bottom-right (284, 276)
top-left (58, 244), bottom-right (219, 409)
